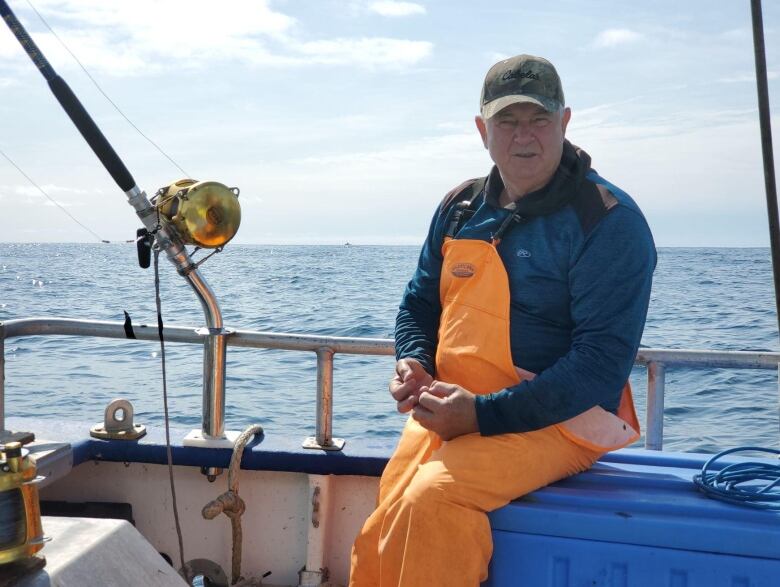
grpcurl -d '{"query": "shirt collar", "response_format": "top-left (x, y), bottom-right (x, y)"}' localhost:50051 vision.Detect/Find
top-left (483, 140), bottom-right (586, 217)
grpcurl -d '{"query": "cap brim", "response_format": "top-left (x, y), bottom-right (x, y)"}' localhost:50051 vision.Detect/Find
top-left (481, 94), bottom-right (561, 119)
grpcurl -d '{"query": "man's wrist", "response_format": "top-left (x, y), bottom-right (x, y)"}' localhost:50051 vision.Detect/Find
top-left (396, 353), bottom-right (435, 378)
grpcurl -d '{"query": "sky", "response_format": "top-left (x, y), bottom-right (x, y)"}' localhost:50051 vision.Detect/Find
top-left (0, 0), bottom-right (779, 246)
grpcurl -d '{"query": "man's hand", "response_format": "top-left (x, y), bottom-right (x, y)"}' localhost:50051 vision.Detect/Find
top-left (389, 358), bottom-right (434, 413)
top-left (412, 381), bottom-right (479, 441)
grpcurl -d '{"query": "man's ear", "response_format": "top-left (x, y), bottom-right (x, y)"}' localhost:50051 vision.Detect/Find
top-left (561, 107), bottom-right (572, 135)
top-left (475, 115), bottom-right (488, 148)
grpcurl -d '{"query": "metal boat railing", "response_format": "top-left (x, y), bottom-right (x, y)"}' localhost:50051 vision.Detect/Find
top-left (1, 317), bottom-right (779, 451)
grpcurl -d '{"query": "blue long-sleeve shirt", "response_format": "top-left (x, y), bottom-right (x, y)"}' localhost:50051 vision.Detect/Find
top-left (395, 143), bottom-right (656, 436)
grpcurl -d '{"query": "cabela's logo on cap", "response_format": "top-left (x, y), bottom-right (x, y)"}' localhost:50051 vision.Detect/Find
top-left (451, 263), bottom-right (476, 278)
top-left (501, 69), bottom-right (540, 82)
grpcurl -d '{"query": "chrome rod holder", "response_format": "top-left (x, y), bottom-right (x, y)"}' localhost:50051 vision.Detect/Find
top-left (126, 186), bottom-right (229, 442)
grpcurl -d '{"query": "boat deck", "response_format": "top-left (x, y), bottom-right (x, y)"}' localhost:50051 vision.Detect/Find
top-left (10, 417), bottom-right (780, 586)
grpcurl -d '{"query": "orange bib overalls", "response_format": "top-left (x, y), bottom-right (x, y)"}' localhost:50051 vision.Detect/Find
top-left (350, 232), bottom-right (640, 587)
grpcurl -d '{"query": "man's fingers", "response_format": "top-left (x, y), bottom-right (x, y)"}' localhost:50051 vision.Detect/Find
top-left (390, 376), bottom-right (417, 401)
top-left (425, 381), bottom-right (453, 398)
top-left (417, 390), bottom-right (445, 410)
top-left (390, 360), bottom-right (420, 401)
top-left (396, 394), bottom-right (418, 414)
top-left (396, 365), bottom-right (411, 382)
top-left (411, 403), bottom-right (434, 424)
top-left (396, 359), bottom-right (417, 382)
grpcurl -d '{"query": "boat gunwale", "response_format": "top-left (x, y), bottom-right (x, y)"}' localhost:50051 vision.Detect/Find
top-left (3, 316), bottom-right (780, 453)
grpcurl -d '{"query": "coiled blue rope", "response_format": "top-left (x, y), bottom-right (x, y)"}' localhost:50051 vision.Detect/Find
top-left (693, 446), bottom-right (780, 510)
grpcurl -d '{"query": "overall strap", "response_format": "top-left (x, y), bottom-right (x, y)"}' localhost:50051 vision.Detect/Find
top-left (491, 208), bottom-right (527, 245)
top-left (443, 177), bottom-right (487, 240)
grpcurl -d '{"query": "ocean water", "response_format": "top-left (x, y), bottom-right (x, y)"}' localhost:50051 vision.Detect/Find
top-left (1, 243), bottom-right (778, 453)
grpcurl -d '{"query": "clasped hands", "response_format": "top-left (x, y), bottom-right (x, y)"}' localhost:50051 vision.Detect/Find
top-left (389, 358), bottom-right (479, 441)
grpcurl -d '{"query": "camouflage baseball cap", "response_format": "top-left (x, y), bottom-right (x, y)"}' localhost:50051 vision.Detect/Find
top-left (480, 54), bottom-right (565, 119)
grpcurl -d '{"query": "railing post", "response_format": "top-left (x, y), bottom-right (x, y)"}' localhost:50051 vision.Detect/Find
top-left (303, 348), bottom-right (344, 451)
top-left (316, 348), bottom-right (333, 446)
top-left (646, 361), bottom-right (666, 450)
top-left (0, 322), bottom-right (5, 433)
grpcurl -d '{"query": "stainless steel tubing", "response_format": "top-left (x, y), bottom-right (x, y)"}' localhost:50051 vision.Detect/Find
top-left (6, 317), bottom-right (780, 450)
top-left (125, 186), bottom-right (229, 440)
top-left (315, 349), bottom-right (335, 447)
top-left (200, 329), bottom-right (228, 439)
top-left (0, 318), bottom-right (397, 355)
top-left (185, 271), bottom-right (227, 440)
top-left (646, 361), bottom-right (666, 451)
top-left (0, 324), bottom-right (5, 432)
top-left (636, 348), bottom-right (780, 369)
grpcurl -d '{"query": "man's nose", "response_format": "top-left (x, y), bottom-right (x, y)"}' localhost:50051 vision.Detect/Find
top-left (512, 122), bottom-right (534, 142)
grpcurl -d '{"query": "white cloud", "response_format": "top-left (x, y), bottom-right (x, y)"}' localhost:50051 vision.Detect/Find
top-left (36, 0), bottom-right (295, 40)
top-left (570, 102), bottom-right (758, 143)
top-left (593, 28), bottom-right (644, 48)
top-left (236, 130), bottom-right (483, 201)
top-left (295, 130), bottom-right (478, 168)
top-left (435, 121), bottom-right (465, 130)
top-left (0, 28), bottom-right (21, 58)
top-left (42, 199), bottom-right (82, 207)
top-left (2, 0), bottom-right (431, 75)
top-left (13, 184), bottom-right (90, 197)
top-left (295, 38), bottom-right (432, 68)
top-left (566, 110), bottom-right (779, 228)
top-left (487, 52), bottom-right (511, 64)
top-left (18, 196), bottom-right (79, 207)
top-left (10, 184), bottom-right (91, 208)
top-left (231, 130), bottom-right (487, 243)
top-left (34, 31), bottom-right (153, 75)
top-left (369, 2), bottom-right (426, 17)
top-left (239, 196), bottom-right (264, 204)
top-left (718, 71), bottom-right (779, 83)
top-left (719, 28), bottom-right (748, 41)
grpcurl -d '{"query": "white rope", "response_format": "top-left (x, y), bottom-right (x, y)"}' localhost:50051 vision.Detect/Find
top-left (202, 424), bottom-right (264, 585)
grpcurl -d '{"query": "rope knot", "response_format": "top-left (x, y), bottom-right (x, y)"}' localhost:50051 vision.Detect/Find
top-left (202, 490), bottom-right (246, 520)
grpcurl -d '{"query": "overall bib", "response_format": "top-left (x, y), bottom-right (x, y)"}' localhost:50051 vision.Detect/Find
top-left (350, 233), bottom-right (640, 587)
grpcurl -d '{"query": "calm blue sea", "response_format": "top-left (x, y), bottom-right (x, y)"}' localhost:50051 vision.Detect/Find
top-left (1, 243), bottom-right (778, 453)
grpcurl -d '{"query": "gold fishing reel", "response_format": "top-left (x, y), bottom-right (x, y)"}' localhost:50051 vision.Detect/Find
top-left (0, 442), bottom-right (46, 566)
top-left (154, 179), bottom-right (241, 248)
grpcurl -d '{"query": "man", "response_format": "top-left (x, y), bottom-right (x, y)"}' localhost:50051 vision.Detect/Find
top-left (350, 54), bottom-right (656, 587)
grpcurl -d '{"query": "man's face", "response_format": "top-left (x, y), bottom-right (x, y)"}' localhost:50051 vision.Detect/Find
top-left (476, 102), bottom-right (571, 195)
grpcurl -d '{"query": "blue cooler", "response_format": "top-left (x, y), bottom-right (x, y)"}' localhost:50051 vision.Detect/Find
top-left (484, 449), bottom-right (780, 587)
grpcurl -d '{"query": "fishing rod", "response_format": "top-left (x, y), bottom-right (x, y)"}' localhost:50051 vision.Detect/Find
top-left (750, 0), bottom-right (780, 345)
top-left (0, 0), bottom-right (239, 446)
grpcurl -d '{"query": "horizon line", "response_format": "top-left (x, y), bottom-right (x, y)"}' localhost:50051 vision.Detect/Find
top-left (0, 241), bottom-right (774, 249)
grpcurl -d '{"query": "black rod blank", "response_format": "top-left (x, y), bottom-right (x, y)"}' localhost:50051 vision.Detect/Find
top-left (750, 0), bottom-right (780, 342)
top-left (0, 0), bottom-right (136, 192)
top-left (0, 1), bottom-right (54, 79)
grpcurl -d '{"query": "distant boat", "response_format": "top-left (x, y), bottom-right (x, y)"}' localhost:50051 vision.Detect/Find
top-left (344, 242), bottom-right (351, 247)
